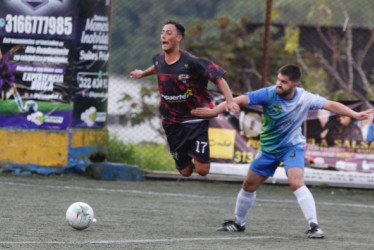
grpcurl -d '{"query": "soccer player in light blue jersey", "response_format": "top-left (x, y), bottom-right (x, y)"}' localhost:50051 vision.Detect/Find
top-left (191, 64), bottom-right (374, 238)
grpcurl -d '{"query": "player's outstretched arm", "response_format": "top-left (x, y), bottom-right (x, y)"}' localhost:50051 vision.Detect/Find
top-left (216, 78), bottom-right (240, 113)
top-left (323, 100), bottom-right (374, 120)
top-left (130, 65), bottom-right (156, 79)
top-left (191, 95), bottom-right (248, 118)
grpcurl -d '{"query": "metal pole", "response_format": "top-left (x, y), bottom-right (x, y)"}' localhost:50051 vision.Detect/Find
top-left (261, 0), bottom-right (272, 88)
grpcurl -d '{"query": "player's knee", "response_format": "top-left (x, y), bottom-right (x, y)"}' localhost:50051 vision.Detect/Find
top-left (195, 162), bottom-right (210, 176)
top-left (178, 163), bottom-right (194, 177)
top-left (242, 178), bottom-right (261, 192)
top-left (178, 168), bottom-right (193, 177)
top-left (242, 182), bottom-right (257, 193)
top-left (196, 168), bottom-right (209, 176)
top-left (287, 177), bottom-right (305, 191)
top-left (289, 181), bottom-right (304, 192)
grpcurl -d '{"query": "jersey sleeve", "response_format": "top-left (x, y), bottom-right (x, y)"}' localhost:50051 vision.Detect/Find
top-left (193, 57), bottom-right (226, 84)
top-left (245, 87), bottom-right (270, 106)
top-left (306, 92), bottom-right (327, 109)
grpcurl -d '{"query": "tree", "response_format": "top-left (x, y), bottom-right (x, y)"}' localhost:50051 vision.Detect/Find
top-left (309, 0), bottom-right (374, 100)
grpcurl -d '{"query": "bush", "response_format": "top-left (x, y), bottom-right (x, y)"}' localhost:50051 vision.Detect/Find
top-left (107, 136), bottom-right (176, 172)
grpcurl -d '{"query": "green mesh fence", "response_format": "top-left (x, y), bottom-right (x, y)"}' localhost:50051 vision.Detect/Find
top-left (107, 0), bottom-right (374, 170)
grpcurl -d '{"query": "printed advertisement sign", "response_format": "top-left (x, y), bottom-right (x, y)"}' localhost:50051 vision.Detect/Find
top-left (305, 101), bottom-right (374, 173)
top-left (0, 0), bottom-right (110, 129)
top-left (0, 0), bottom-right (77, 129)
top-left (70, 0), bottom-right (110, 128)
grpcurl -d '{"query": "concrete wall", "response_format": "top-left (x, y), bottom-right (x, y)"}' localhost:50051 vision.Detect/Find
top-left (0, 128), bottom-right (108, 174)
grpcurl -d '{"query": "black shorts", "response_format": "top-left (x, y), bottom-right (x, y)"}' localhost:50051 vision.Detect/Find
top-left (163, 120), bottom-right (210, 170)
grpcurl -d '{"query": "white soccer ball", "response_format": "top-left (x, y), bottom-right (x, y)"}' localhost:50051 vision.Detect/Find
top-left (66, 202), bottom-right (96, 230)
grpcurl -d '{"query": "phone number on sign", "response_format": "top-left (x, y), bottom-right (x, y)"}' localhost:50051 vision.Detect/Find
top-left (234, 151), bottom-right (254, 163)
top-left (5, 15), bottom-right (73, 35)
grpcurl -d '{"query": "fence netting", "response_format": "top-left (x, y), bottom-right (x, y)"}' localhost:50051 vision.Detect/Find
top-left (107, 0), bottom-right (374, 170)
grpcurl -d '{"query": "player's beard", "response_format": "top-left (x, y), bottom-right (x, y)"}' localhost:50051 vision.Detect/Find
top-left (276, 86), bottom-right (292, 97)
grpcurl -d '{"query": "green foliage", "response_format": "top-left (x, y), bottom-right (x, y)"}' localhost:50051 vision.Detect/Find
top-left (184, 17), bottom-right (329, 95)
top-left (106, 136), bottom-right (175, 172)
top-left (301, 67), bottom-right (329, 96)
top-left (111, 0), bottom-right (374, 75)
top-left (106, 136), bottom-right (137, 164)
top-left (110, 0), bottom-right (269, 75)
top-left (132, 143), bottom-right (175, 171)
top-left (185, 17), bottom-right (270, 94)
top-left (110, 0), bottom-right (226, 74)
top-left (273, 0), bottom-right (374, 28)
top-left (284, 26), bottom-right (299, 53)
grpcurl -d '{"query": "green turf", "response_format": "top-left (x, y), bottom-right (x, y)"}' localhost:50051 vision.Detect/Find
top-left (0, 173), bottom-right (373, 249)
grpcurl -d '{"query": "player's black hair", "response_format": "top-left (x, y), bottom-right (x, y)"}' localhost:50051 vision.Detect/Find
top-left (164, 20), bottom-right (185, 37)
top-left (278, 64), bottom-right (301, 83)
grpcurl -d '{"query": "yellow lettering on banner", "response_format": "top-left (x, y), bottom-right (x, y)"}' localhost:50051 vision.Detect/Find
top-left (209, 128), bottom-right (236, 159)
top-left (361, 141), bottom-right (368, 149)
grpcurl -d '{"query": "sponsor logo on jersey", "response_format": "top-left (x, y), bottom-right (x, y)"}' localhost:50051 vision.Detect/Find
top-left (272, 103), bottom-right (282, 114)
top-left (161, 88), bottom-right (193, 103)
top-left (178, 74), bottom-right (190, 84)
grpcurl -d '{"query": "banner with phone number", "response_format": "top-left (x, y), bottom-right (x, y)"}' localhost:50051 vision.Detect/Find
top-left (208, 91), bottom-right (374, 175)
top-left (0, 0), bottom-right (110, 129)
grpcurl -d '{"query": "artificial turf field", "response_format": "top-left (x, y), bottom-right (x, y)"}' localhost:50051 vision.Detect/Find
top-left (0, 173), bottom-right (373, 250)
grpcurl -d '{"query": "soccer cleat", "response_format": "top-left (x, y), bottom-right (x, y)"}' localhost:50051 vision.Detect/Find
top-left (217, 220), bottom-right (245, 232)
top-left (305, 222), bottom-right (325, 238)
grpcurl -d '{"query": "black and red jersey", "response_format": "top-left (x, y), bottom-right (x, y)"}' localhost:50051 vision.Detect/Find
top-left (153, 50), bottom-right (226, 124)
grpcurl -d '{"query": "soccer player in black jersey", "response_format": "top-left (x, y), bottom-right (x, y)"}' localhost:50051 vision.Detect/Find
top-left (130, 20), bottom-right (239, 177)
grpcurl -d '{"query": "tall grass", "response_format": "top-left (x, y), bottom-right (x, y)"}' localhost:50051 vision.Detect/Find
top-left (106, 136), bottom-right (176, 172)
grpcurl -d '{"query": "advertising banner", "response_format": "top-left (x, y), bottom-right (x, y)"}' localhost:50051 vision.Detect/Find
top-left (0, 0), bottom-right (77, 129)
top-left (71, 0), bottom-right (110, 128)
top-left (305, 101), bottom-right (374, 173)
top-left (0, 0), bottom-right (110, 129)
top-left (208, 91), bottom-right (374, 187)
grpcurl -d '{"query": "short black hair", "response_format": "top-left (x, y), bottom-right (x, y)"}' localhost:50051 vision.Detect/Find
top-left (164, 20), bottom-right (185, 37)
top-left (278, 64), bottom-right (301, 83)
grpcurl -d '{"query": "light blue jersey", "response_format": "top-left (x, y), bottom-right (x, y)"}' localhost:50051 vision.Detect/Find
top-left (246, 86), bottom-right (327, 153)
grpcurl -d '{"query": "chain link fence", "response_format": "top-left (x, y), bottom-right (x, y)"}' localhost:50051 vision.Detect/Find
top-left (107, 0), bottom-right (374, 170)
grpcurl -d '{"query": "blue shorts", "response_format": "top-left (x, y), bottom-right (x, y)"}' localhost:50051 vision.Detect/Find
top-left (250, 146), bottom-right (305, 177)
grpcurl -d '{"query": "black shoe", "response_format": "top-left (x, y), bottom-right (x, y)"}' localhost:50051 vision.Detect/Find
top-left (217, 220), bottom-right (245, 232)
top-left (305, 223), bottom-right (325, 238)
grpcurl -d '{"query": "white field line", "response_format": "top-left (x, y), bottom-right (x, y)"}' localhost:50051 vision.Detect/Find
top-left (0, 181), bottom-right (373, 209)
top-left (0, 236), bottom-right (289, 245)
top-left (0, 238), bottom-right (373, 247)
